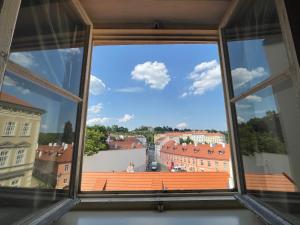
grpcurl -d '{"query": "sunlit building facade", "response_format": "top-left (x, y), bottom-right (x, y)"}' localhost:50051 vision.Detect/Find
top-left (0, 93), bottom-right (43, 187)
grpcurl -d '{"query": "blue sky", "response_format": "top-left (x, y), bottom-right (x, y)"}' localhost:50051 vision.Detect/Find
top-left (87, 44), bottom-right (229, 131)
top-left (1, 40), bottom-right (281, 133)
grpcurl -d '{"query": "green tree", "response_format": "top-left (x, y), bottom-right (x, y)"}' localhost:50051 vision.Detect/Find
top-left (85, 127), bottom-right (108, 156)
top-left (62, 121), bottom-right (73, 144)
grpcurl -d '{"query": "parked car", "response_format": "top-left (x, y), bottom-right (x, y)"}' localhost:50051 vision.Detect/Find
top-left (171, 166), bottom-right (186, 172)
top-left (150, 161), bottom-right (158, 171)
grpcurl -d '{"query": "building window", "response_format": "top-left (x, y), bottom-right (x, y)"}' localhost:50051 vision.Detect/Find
top-left (20, 122), bottom-right (31, 136)
top-left (64, 164), bottom-right (69, 172)
top-left (15, 149), bottom-right (25, 165)
top-left (3, 121), bottom-right (16, 136)
top-left (208, 161), bottom-right (211, 167)
top-left (0, 150), bottom-right (9, 167)
top-left (63, 178), bottom-right (68, 184)
top-left (10, 178), bottom-right (20, 187)
top-left (200, 160), bottom-right (204, 165)
top-left (223, 162), bottom-right (227, 169)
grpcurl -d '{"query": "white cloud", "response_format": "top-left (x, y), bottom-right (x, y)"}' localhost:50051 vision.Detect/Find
top-left (118, 114), bottom-right (134, 123)
top-left (180, 92), bottom-right (188, 98)
top-left (3, 76), bottom-right (30, 94)
top-left (176, 122), bottom-right (188, 129)
top-left (115, 87), bottom-right (143, 93)
top-left (58, 48), bottom-right (81, 54)
top-left (86, 117), bottom-right (110, 126)
top-left (245, 95), bottom-right (262, 102)
top-left (3, 76), bottom-right (16, 86)
top-left (187, 60), bottom-right (221, 95)
top-left (88, 103), bottom-right (102, 114)
top-left (18, 87), bottom-right (30, 95)
top-left (231, 67), bottom-right (266, 88)
top-left (236, 103), bottom-right (251, 109)
top-left (9, 52), bottom-right (36, 68)
top-left (131, 61), bottom-right (171, 90)
top-left (89, 75), bottom-right (106, 95)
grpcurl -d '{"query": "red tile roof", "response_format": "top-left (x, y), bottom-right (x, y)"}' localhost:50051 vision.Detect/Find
top-left (245, 173), bottom-right (297, 192)
top-left (81, 172), bottom-right (297, 192)
top-left (0, 92), bottom-right (44, 113)
top-left (36, 144), bottom-right (73, 163)
top-left (108, 136), bottom-right (144, 150)
top-left (160, 141), bottom-right (230, 161)
top-left (81, 172), bottom-right (230, 191)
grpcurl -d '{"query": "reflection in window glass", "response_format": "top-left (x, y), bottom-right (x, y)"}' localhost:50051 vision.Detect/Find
top-left (236, 78), bottom-right (300, 222)
top-left (225, 0), bottom-right (290, 96)
top-left (0, 0), bottom-right (86, 224)
top-left (0, 72), bottom-right (77, 190)
top-left (8, 0), bottom-right (87, 95)
top-left (81, 44), bottom-right (233, 192)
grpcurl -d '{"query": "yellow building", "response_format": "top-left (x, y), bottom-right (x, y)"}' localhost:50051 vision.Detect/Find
top-left (0, 93), bottom-right (43, 187)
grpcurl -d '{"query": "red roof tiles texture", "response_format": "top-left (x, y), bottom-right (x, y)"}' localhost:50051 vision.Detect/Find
top-left (81, 172), bottom-right (297, 192)
top-left (0, 92), bottom-right (34, 108)
top-left (36, 145), bottom-right (73, 163)
top-left (108, 137), bottom-right (144, 150)
top-left (160, 141), bottom-right (231, 160)
top-left (81, 172), bottom-right (230, 191)
top-left (245, 173), bottom-right (297, 192)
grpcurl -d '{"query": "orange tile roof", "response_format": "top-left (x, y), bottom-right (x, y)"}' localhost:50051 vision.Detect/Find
top-left (81, 172), bottom-right (229, 191)
top-left (0, 92), bottom-right (44, 113)
top-left (160, 141), bottom-right (230, 161)
top-left (245, 173), bottom-right (297, 192)
top-left (108, 136), bottom-right (145, 150)
top-left (36, 144), bottom-right (73, 163)
top-left (81, 172), bottom-right (297, 192)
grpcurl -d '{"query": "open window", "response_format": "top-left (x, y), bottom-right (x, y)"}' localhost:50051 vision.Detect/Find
top-left (80, 43), bottom-right (234, 193)
top-left (0, 0), bottom-right (299, 224)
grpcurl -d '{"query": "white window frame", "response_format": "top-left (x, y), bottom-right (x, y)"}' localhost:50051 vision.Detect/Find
top-left (20, 122), bottom-right (31, 136)
top-left (64, 164), bottom-right (69, 172)
top-left (15, 148), bottom-right (25, 165)
top-left (3, 121), bottom-right (16, 136)
top-left (0, 150), bottom-right (9, 167)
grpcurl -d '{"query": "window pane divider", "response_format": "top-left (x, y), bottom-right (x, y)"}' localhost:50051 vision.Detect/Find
top-left (230, 70), bottom-right (290, 103)
top-left (6, 60), bottom-right (83, 103)
top-left (15, 198), bottom-right (80, 225)
top-left (235, 194), bottom-right (293, 225)
top-left (0, 0), bottom-right (21, 87)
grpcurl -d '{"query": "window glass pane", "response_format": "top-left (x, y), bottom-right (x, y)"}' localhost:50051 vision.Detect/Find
top-left (236, 78), bottom-right (300, 223)
top-left (8, 0), bottom-right (87, 96)
top-left (1, 71), bottom-right (77, 190)
top-left (81, 44), bottom-right (233, 192)
top-left (0, 0), bottom-right (86, 224)
top-left (224, 0), bottom-right (290, 96)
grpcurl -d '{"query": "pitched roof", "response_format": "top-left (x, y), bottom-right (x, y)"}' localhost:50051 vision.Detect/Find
top-left (36, 144), bottom-right (73, 163)
top-left (160, 141), bottom-right (231, 160)
top-left (245, 173), bottom-right (297, 192)
top-left (81, 172), bottom-right (297, 192)
top-left (108, 136), bottom-right (145, 150)
top-left (81, 172), bottom-right (229, 191)
top-left (0, 92), bottom-right (44, 114)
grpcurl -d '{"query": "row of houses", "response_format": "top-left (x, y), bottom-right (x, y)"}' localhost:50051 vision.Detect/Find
top-left (155, 131), bottom-right (226, 145)
top-left (160, 140), bottom-right (231, 173)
